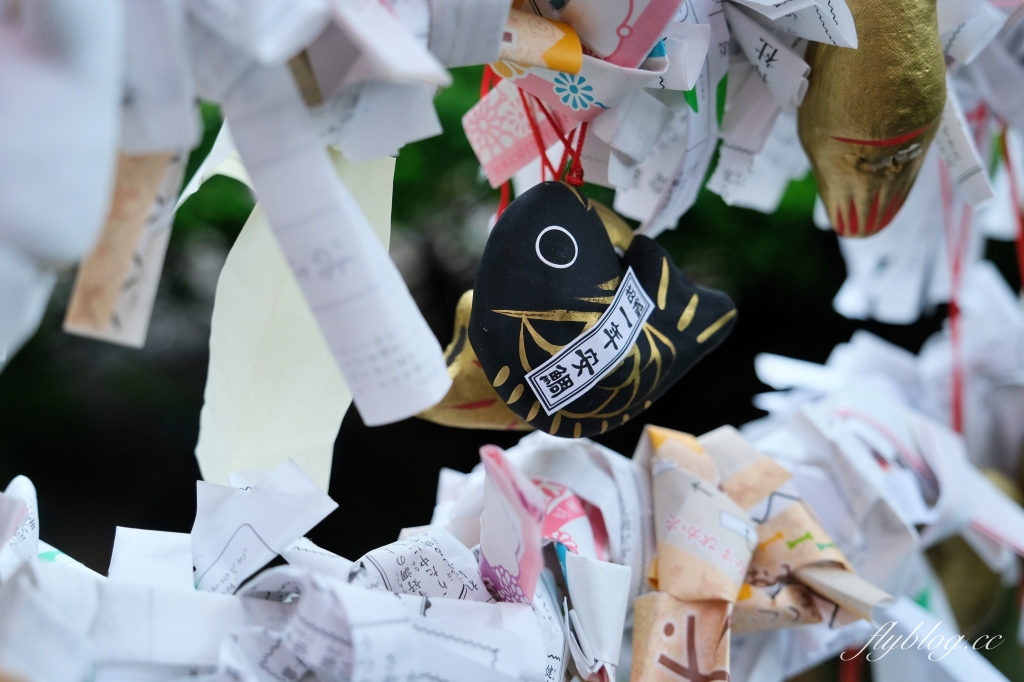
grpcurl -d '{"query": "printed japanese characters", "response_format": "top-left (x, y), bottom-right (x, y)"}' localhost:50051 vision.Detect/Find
top-left (798, 0), bottom-right (946, 236)
top-left (469, 182), bottom-right (737, 439)
top-left (64, 152), bottom-right (182, 346)
top-left (348, 527), bottom-right (492, 601)
top-left (526, 267), bottom-right (654, 415)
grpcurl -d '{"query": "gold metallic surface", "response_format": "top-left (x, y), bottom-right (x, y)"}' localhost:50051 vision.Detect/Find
top-left (417, 291), bottom-right (533, 431)
top-left (696, 310), bottom-right (736, 343)
top-left (657, 258), bottom-right (669, 310)
top-left (798, 0), bottom-right (945, 237)
top-left (591, 199), bottom-right (635, 251)
top-left (676, 294), bottom-right (698, 331)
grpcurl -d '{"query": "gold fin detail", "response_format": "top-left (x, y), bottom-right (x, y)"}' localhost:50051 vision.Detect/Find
top-left (697, 309), bottom-right (737, 343)
top-left (527, 401), bottom-right (541, 421)
top-left (508, 384), bottom-right (525, 404)
top-left (560, 182), bottom-right (587, 206)
top-left (677, 294), bottom-right (699, 331)
top-left (598, 277), bottom-right (621, 291)
top-left (518, 323), bottom-right (532, 372)
top-left (493, 366), bottom-right (510, 387)
top-left (550, 412), bottom-right (563, 434)
top-left (524, 318), bottom-right (565, 355)
top-left (592, 200), bottom-right (634, 251)
top-left (657, 258), bottom-right (669, 310)
top-left (573, 422), bottom-right (582, 438)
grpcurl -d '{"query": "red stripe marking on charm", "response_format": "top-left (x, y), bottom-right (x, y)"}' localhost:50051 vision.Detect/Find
top-left (848, 197), bottom-right (860, 236)
top-left (880, 186), bottom-right (909, 229)
top-left (452, 399), bottom-right (497, 410)
top-left (829, 124), bottom-right (931, 147)
top-left (836, 205), bottom-right (846, 236)
top-left (865, 191), bottom-right (881, 234)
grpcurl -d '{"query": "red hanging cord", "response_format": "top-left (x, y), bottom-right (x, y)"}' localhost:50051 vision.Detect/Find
top-left (518, 87), bottom-right (558, 181)
top-left (565, 121), bottom-right (589, 187)
top-left (479, 65), bottom-right (512, 218)
top-left (497, 180), bottom-right (510, 216)
top-left (517, 90), bottom-right (589, 186)
top-left (558, 128), bottom-right (577, 179)
top-left (1000, 127), bottom-right (1024, 292)
top-left (480, 64), bottom-right (501, 99)
top-left (939, 158), bottom-right (973, 435)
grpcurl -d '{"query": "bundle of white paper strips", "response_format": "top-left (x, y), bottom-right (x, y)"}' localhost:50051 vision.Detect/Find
top-left (3, 403), bottom-right (1022, 682)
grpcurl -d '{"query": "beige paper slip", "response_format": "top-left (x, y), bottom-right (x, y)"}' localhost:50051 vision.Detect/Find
top-left (64, 152), bottom-right (174, 339)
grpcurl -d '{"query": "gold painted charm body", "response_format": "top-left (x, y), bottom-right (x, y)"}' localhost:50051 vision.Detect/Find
top-left (798, 0), bottom-right (945, 237)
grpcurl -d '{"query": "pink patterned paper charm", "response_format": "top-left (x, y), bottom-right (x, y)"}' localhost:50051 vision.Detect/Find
top-left (463, 79), bottom-right (570, 188)
top-left (478, 445), bottom-right (546, 603)
top-left (535, 479), bottom-right (610, 560)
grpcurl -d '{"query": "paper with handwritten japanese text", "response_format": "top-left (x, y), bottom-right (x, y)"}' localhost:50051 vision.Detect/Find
top-left (64, 151), bottom-right (186, 348)
top-left (0, 476), bottom-right (38, 581)
top-left (730, 0), bottom-right (857, 48)
top-left (724, 4), bottom-right (809, 112)
top-left (196, 147), bottom-right (395, 491)
top-left (222, 61), bottom-right (451, 426)
top-left (935, 80), bottom-right (996, 206)
top-left (349, 526), bottom-right (493, 601)
top-left (191, 460), bottom-right (337, 593)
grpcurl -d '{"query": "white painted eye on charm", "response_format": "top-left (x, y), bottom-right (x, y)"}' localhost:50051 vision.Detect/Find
top-left (535, 226), bottom-right (578, 269)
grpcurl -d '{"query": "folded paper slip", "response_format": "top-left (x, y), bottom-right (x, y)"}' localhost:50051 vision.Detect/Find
top-left (496, 55), bottom-right (666, 123)
top-left (631, 592), bottom-right (731, 682)
top-left (463, 79), bottom-right (570, 188)
top-left (221, 60), bottom-right (450, 425)
top-left (64, 152), bottom-right (184, 348)
top-left (196, 149), bottom-right (394, 492)
top-left (793, 565), bottom-right (895, 622)
top-left (731, 582), bottom-right (823, 634)
top-left (558, 0), bottom-right (683, 68)
top-left (500, 11), bottom-right (582, 73)
top-left (698, 425), bottom-right (893, 624)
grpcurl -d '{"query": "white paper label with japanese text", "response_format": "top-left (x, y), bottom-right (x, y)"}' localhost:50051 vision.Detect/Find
top-left (526, 267), bottom-right (654, 416)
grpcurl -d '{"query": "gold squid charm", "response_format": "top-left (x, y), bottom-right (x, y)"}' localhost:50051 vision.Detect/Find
top-left (798, 0), bottom-right (945, 237)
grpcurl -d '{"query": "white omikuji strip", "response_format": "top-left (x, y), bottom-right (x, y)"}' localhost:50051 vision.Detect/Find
top-left (220, 60), bottom-right (451, 426)
top-left (935, 79), bottom-right (996, 207)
